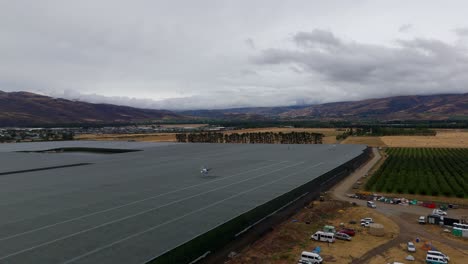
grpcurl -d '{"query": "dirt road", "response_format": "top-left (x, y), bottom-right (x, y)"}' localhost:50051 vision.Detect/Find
top-left (331, 147), bottom-right (468, 263)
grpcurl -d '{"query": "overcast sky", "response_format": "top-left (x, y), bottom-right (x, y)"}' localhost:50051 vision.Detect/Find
top-left (1, 0), bottom-right (468, 110)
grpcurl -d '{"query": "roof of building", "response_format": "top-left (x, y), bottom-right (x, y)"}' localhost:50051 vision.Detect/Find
top-left (0, 141), bottom-right (366, 264)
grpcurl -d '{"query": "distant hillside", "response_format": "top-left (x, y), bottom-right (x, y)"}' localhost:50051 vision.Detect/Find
top-left (1, 91), bottom-right (466, 126)
top-left (0, 91), bottom-right (181, 126)
top-left (180, 93), bottom-right (468, 121)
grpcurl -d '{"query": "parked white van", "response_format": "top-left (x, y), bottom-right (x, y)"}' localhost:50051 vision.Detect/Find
top-left (298, 251), bottom-right (323, 264)
top-left (426, 254), bottom-right (448, 264)
top-left (427, 250), bottom-right (450, 261)
top-left (310, 231), bottom-right (335, 243)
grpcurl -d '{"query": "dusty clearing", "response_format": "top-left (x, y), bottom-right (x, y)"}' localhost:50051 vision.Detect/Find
top-left (368, 240), bottom-right (468, 264)
top-left (226, 201), bottom-right (398, 264)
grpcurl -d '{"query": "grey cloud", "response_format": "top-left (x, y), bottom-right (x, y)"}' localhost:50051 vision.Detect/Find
top-left (52, 88), bottom-right (322, 110)
top-left (2, 1), bottom-right (468, 110)
top-left (254, 29), bottom-right (468, 98)
top-left (245, 38), bottom-right (256, 49)
top-left (240, 69), bottom-right (258, 76)
top-left (293, 30), bottom-right (342, 49)
top-left (455, 27), bottom-right (468, 36)
top-left (399, 24), bottom-right (413, 32)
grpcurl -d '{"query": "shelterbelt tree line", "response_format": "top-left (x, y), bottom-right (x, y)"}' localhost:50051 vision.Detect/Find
top-left (175, 132), bottom-right (323, 144)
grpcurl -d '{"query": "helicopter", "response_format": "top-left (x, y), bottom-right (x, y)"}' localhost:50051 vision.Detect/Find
top-left (200, 166), bottom-right (212, 176)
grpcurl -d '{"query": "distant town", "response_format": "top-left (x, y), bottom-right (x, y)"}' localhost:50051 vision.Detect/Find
top-left (0, 125), bottom-right (231, 143)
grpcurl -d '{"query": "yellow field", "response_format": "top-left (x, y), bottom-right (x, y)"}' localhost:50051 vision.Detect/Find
top-left (77, 128), bottom-right (468, 147)
top-left (341, 129), bottom-right (468, 148)
top-left (381, 129), bottom-right (468, 148)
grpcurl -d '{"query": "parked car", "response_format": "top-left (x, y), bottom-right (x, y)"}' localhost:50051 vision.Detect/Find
top-left (339, 228), bottom-right (356, 236)
top-left (432, 209), bottom-right (447, 216)
top-left (418, 216), bottom-right (426, 224)
top-left (361, 221), bottom-right (371, 227)
top-left (407, 241), bottom-right (416, 252)
top-left (335, 232), bottom-right (352, 241)
top-left (361, 217), bottom-right (374, 223)
top-left (367, 201), bottom-right (377, 208)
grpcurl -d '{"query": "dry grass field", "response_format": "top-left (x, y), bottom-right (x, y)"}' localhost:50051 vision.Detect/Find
top-left (381, 129), bottom-right (468, 148)
top-left (341, 129), bottom-right (468, 148)
top-left (77, 128), bottom-right (468, 147)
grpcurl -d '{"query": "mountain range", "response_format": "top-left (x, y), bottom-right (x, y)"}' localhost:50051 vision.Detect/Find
top-left (0, 90), bottom-right (466, 126)
top-left (0, 91), bottom-right (180, 126)
top-left (182, 93), bottom-right (467, 121)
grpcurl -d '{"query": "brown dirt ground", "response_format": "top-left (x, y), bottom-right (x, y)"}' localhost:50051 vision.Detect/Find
top-left (226, 201), bottom-right (399, 264)
top-left (368, 239), bottom-right (468, 264)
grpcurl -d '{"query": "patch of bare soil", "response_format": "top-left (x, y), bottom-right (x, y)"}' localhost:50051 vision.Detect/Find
top-left (226, 201), bottom-right (398, 264)
top-left (368, 239), bottom-right (468, 264)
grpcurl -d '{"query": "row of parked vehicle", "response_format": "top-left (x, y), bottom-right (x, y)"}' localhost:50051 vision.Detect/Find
top-left (298, 222), bottom-right (363, 263)
top-left (401, 241), bottom-right (450, 264)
